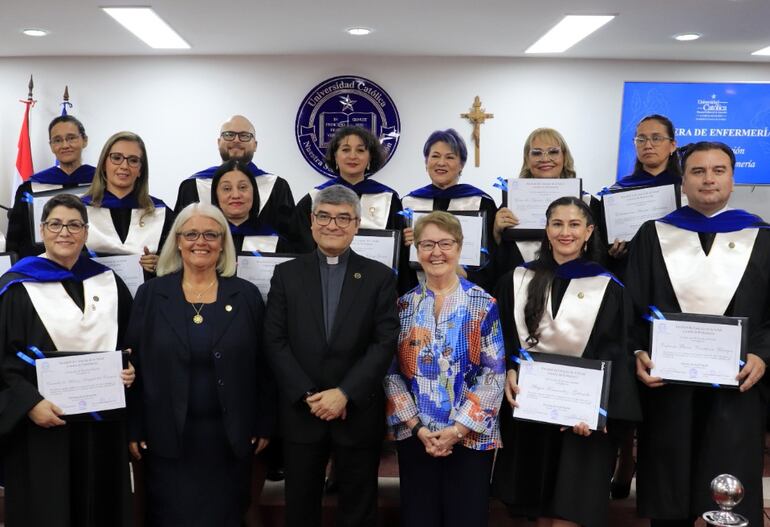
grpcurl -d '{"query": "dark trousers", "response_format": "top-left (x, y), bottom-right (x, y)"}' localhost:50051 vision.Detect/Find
top-left (283, 439), bottom-right (381, 527)
top-left (397, 436), bottom-right (494, 527)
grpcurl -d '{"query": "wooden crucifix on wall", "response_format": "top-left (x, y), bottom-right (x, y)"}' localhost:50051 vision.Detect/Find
top-left (460, 95), bottom-right (493, 167)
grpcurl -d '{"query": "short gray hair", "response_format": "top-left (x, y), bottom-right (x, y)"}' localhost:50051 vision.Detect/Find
top-left (156, 202), bottom-right (237, 277)
top-left (312, 185), bottom-right (361, 218)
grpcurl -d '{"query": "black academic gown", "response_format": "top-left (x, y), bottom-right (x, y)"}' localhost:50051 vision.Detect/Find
top-left (491, 271), bottom-right (640, 527)
top-left (175, 174), bottom-right (295, 241)
top-left (625, 221), bottom-right (770, 525)
top-left (0, 274), bottom-right (133, 527)
top-left (290, 188), bottom-right (404, 254)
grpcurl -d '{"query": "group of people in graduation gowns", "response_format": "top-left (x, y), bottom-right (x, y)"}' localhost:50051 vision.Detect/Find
top-left (0, 106), bottom-right (768, 527)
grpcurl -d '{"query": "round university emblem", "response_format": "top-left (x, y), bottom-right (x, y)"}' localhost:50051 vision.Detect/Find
top-left (295, 75), bottom-right (401, 178)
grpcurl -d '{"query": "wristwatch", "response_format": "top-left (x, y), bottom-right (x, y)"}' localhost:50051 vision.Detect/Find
top-left (411, 422), bottom-right (425, 437)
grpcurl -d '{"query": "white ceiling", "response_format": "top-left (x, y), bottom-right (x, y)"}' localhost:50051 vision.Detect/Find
top-left (2, 0), bottom-right (770, 62)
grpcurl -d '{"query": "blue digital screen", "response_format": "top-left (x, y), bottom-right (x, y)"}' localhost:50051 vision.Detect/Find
top-left (618, 82), bottom-right (770, 184)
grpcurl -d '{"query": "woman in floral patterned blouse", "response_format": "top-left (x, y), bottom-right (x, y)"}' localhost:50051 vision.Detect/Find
top-left (384, 211), bottom-right (505, 527)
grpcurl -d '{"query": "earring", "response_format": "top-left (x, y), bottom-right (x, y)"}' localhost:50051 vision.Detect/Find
top-left (547, 240), bottom-right (552, 251)
top-left (366, 162), bottom-right (371, 171)
top-left (582, 241), bottom-right (588, 253)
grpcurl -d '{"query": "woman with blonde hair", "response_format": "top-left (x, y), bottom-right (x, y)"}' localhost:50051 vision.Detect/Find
top-left (82, 131), bottom-right (174, 277)
top-left (127, 202), bottom-right (274, 526)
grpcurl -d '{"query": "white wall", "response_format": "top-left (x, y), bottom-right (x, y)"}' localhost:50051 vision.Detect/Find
top-left (1, 55), bottom-right (769, 227)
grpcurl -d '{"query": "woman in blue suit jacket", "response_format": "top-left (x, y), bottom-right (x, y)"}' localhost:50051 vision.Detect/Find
top-left (126, 202), bottom-right (275, 527)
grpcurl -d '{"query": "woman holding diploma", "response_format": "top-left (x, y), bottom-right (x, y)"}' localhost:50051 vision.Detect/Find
top-left (401, 129), bottom-right (498, 292)
top-left (384, 211), bottom-right (505, 527)
top-left (604, 114), bottom-right (682, 260)
top-left (7, 115), bottom-right (94, 258)
top-left (493, 128), bottom-right (584, 277)
top-left (211, 159), bottom-right (293, 254)
top-left (0, 193), bottom-right (135, 527)
top-left (82, 131), bottom-right (174, 278)
top-left (126, 202), bottom-right (274, 526)
top-left (291, 125), bottom-right (402, 253)
top-left (492, 197), bottom-right (640, 527)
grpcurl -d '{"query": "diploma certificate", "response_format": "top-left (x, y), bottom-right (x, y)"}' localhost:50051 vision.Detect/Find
top-left (513, 352), bottom-right (611, 430)
top-left (351, 229), bottom-right (401, 269)
top-left (504, 178), bottom-right (582, 239)
top-left (0, 252), bottom-right (16, 276)
top-left (602, 184), bottom-right (679, 242)
top-left (409, 211), bottom-right (486, 268)
top-left (35, 351), bottom-right (126, 415)
top-left (92, 254), bottom-right (144, 297)
top-left (650, 313), bottom-right (747, 387)
top-left (237, 254), bottom-right (296, 302)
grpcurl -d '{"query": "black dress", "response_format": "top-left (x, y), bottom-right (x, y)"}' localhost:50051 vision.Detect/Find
top-left (144, 300), bottom-right (252, 527)
top-left (0, 276), bottom-right (133, 527)
top-left (491, 271), bottom-right (640, 527)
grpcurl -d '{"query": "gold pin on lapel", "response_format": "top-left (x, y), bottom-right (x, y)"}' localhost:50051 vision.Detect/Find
top-left (93, 296), bottom-right (99, 302)
top-left (225, 305), bottom-right (233, 312)
top-left (354, 273), bottom-right (362, 279)
top-left (577, 292), bottom-right (585, 299)
top-left (728, 242), bottom-right (736, 249)
top-left (139, 221), bottom-right (145, 228)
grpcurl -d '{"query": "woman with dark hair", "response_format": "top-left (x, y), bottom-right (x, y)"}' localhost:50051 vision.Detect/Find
top-left (401, 128), bottom-right (498, 292)
top-left (291, 125), bottom-right (402, 253)
top-left (0, 193), bottom-right (135, 527)
top-left (613, 114), bottom-right (681, 191)
top-left (211, 159), bottom-right (293, 253)
top-left (603, 114), bottom-right (682, 258)
top-left (492, 196), bottom-right (640, 527)
top-left (82, 131), bottom-right (174, 277)
top-left (7, 115), bottom-right (94, 258)
top-left (602, 115), bottom-right (681, 494)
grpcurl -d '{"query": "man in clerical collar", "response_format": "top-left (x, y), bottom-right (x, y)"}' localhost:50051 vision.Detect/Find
top-left (627, 141), bottom-right (769, 527)
top-left (173, 115), bottom-right (295, 243)
top-left (264, 184), bottom-right (398, 527)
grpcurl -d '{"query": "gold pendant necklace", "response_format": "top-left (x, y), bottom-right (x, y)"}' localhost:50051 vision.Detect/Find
top-left (184, 278), bottom-right (216, 324)
top-left (192, 303), bottom-right (204, 324)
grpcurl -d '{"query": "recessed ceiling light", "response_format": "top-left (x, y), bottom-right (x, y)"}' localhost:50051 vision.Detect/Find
top-left (346, 27), bottom-right (372, 36)
top-left (674, 33), bottom-right (702, 42)
top-left (526, 15), bottom-right (615, 54)
top-left (752, 45), bottom-right (770, 56)
top-left (101, 7), bottom-right (190, 49)
top-left (22, 28), bottom-right (48, 37)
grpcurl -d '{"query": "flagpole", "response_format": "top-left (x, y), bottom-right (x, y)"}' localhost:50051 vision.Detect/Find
top-left (16, 75), bottom-right (36, 182)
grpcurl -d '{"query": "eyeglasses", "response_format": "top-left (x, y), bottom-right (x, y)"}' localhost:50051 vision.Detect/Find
top-left (416, 239), bottom-right (458, 252)
top-left (220, 131), bottom-right (255, 142)
top-left (313, 212), bottom-right (357, 228)
top-left (108, 152), bottom-right (142, 168)
top-left (634, 135), bottom-right (672, 146)
top-left (529, 148), bottom-right (562, 160)
top-left (49, 134), bottom-right (82, 147)
top-left (43, 220), bottom-right (87, 234)
top-left (178, 230), bottom-right (223, 242)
